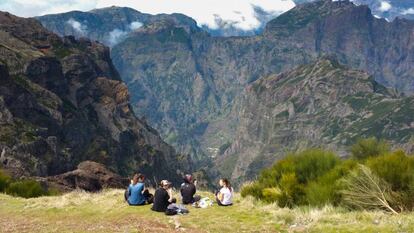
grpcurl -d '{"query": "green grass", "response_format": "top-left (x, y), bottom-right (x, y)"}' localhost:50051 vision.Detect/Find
top-left (1, 189), bottom-right (414, 232)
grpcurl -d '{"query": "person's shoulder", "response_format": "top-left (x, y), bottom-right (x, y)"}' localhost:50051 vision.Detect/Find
top-left (221, 187), bottom-right (231, 193)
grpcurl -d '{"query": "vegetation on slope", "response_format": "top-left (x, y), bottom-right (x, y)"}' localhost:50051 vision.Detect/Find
top-left (0, 170), bottom-right (55, 198)
top-left (241, 138), bottom-right (414, 213)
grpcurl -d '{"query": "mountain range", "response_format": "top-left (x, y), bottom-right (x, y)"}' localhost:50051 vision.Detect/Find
top-left (2, 0), bottom-right (414, 186)
top-left (0, 11), bottom-right (191, 186)
top-left (35, 0), bottom-right (414, 39)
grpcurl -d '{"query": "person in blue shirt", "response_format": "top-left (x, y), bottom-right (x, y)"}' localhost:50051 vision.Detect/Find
top-left (126, 173), bottom-right (153, 206)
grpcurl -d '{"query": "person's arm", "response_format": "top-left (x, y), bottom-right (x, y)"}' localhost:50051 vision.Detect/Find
top-left (191, 184), bottom-right (196, 196)
top-left (216, 189), bottom-right (224, 201)
top-left (167, 188), bottom-right (174, 203)
top-left (180, 185), bottom-right (184, 197)
top-left (138, 183), bottom-right (144, 194)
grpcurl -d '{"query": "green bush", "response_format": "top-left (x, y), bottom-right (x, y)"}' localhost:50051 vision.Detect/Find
top-left (241, 182), bottom-right (263, 200)
top-left (366, 150), bottom-right (414, 211)
top-left (261, 187), bottom-right (281, 203)
top-left (351, 137), bottom-right (390, 160)
top-left (241, 143), bottom-right (414, 211)
top-left (305, 160), bottom-right (357, 207)
top-left (277, 172), bottom-right (304, 207)
top-left (0, 169), bottom-right (55, 198)
top-left (243, 149), bottom-right (340, 207)
top-left (6, 179), bottom-right (48, 198)
top-left (0, 170), bottom-right (11, 192)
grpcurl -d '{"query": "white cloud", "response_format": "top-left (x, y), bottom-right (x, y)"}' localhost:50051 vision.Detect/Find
top-left (107, 21), bottom-right (142, 46)
top-left (401, 8), bottom-right (414, 15)
top-left (67, 18), bottom-right (87, 34)
top-left (129, 21), bottom-right (143, 30)
top-left (378, 1), bottom-right (392, 12)
top-left (0, 0), bottom-right (295, 31)
top-left (108, 29), bottom-right (128, 46)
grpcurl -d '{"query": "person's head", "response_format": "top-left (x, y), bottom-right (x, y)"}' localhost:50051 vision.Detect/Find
top-left (183, 174), bottom-right (192, 183)
top-left (160, 180), bottom-right (172, 190)
top-left (219, 178), bottom-right (231, 188)
top-left (132, 173), bottom-right (145, 184)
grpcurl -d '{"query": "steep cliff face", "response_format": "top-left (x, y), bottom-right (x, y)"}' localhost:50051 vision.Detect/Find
top-left (264, 0), bottom-right (414, 92)
top-left (214, 58), bottom-right (414, 185)
top-left (109, 0), bottom-right (414, 164)
top-left (0, 11), bottom-right (190, 183)
top-left (36, 1), bottom-right (414, 182)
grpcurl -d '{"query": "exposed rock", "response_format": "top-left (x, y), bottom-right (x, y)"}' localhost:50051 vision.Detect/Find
top-left (0, 12), bottom-right (191, 185)
top-left (215, 58), bottom-right (414, 185)
top-left (46, 161), bottom-right (129, 192)
top-left (36, 1), bottom-right (414, 183)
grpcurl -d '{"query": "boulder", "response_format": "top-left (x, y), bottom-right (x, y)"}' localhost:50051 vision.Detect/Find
top-left (47, 161), bottom-right (129, 192)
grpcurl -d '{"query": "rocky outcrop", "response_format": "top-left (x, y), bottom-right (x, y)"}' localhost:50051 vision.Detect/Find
top-left (0, 11), bottom-right (191, 186)
top-left (215, 58), bottom-right (414, 185)
top-left (46, 161), bottom-right (129, 192)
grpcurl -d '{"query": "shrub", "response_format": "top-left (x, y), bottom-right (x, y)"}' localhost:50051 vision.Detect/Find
top-left (241, 182), bottom-right (263, 200)
top-left (261, 187), bottom-right (281, 203)
top-left (366, 150), bottom-right (414, 210)
top-left (350, 137), bottom-right (390, 160)
top-left (6, 179), bottom-right (48, 198)
top-left (243, 149), bottom-right (340, 207)
top-left (0, 169), bottom-right (54, 198)
top-left (291, 149), bottom-right (339, 183)
top-left (340, 165), bottom-right (400, 214)
top-left (305, 160), bottom-right (357, 207)
top-left (0, 170), bottom-right (11, 192)
top-left (277, 172), bottom-right (304, 207)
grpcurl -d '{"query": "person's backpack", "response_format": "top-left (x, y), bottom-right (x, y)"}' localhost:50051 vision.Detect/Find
top-left (165, 204), bottom-right (189, 215)
top-left (165, 208), bottom-right (177, 216)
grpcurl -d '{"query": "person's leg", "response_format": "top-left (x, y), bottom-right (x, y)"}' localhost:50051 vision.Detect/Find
top-left (147, 194), bottom-right (154, 204)
top-left (216, 197), bottom-right (224, 206)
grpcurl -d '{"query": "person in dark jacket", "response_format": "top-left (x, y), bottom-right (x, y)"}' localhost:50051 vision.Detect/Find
top-left (180, 174), bottom-right (201, 204)
top-left (151, 180), bottom-right (176, 212)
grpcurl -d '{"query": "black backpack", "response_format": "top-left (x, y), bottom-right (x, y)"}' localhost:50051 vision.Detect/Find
top-left (165, 208), bottom-right (177, 216)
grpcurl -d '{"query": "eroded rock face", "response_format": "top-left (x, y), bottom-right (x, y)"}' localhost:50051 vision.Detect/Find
top-left (214, 58), bottom-right (414, 185)
top-left (46, 161), bottom-right (129, 192)
top-left (107, 0), bottom-right (414, 167)
top-left (0, 11), bottom-right (191, 186)
top-left (36, 1), bottom-right (414, 184)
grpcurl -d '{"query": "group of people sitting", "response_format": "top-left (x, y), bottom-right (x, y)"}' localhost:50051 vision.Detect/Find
top-left (124, 173), bottom-right (233, 213)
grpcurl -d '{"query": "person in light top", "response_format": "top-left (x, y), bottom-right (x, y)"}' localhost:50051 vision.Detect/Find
top-left (215, 178), bottom-right (233, 206)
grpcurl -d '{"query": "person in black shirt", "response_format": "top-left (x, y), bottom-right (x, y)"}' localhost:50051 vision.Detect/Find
top-left (151, 180), bottom-right (175, 212)
top-left (180, 174), bottom-right (201, 205)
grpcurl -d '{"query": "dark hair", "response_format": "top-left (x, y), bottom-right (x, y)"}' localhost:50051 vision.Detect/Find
top-left (183, 174), bottom-right (192, 183)
top-left (221, 178), bottom-right (232, 191)
top-left (133, 173), bottom-right (145, 180)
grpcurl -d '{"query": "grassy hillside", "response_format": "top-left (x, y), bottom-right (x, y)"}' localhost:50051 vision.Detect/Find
top-left (1, 189), bottom-right (414, 232)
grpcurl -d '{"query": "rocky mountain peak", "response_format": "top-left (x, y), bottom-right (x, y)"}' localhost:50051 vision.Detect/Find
top-left (264, 0), bottom-right (372, 36)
